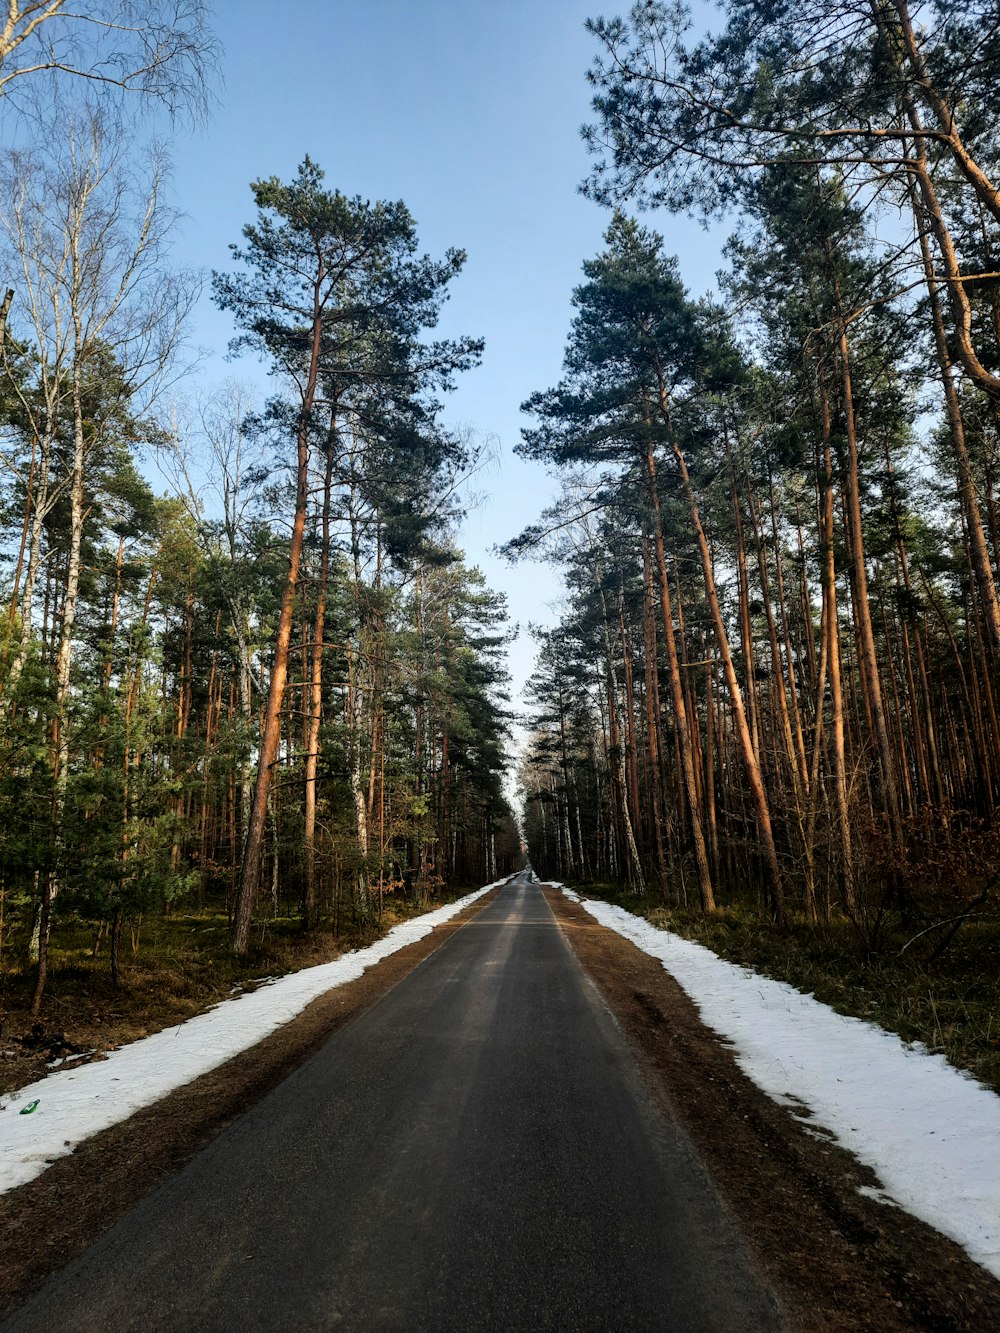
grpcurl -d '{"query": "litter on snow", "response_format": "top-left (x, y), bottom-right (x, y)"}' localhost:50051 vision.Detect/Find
top-left (556, 885), bottom-right (1000, 1281)
top-left (0, 882), bottom-right (502, 1195)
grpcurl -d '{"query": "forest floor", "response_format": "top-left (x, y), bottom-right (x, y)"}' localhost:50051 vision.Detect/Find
top-left (567, 881), bottom-right (1000, 1094)
top-left (0, 888), bottom-right (483, 1099)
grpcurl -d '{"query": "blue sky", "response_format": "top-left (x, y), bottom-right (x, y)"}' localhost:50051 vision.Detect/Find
top-left (167, 0), bottom-right (724, 749)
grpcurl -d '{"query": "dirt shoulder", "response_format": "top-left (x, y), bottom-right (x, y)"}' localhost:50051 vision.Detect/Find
top-left (0, 886), bottom-right (500, 1318)
top-left (546, 885), bottom-right (1000, 1333)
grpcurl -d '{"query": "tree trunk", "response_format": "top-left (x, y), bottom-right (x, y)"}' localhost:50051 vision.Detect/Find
top-left (829, 268), bottom-right (900, 828)
top-left (907, 168), bottom-right (1000, 663)
top-left (303, 417), bottom-right (336, 928)
top-left (817, 371), bottom-right (854, 895)
top-left (31, 369), bottom-right (87, 1014)
top-left (654, 384), bottom-right (781, 917)
top-left (232, 272), bottom-right (324, 956)
top-left (642, 437), bottom-right (715, 911)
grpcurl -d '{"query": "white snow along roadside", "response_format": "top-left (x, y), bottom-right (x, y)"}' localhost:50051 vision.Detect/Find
top-left (0, 882), bottom-right (502, 1195)
top-left (558, 886), bottom-right (1000, 1282)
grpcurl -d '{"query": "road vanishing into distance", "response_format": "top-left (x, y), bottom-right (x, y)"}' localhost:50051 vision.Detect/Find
top-left (4, 874), bottom-right (779, 1331)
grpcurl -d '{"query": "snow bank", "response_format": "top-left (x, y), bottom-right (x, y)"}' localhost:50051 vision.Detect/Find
top-left (561, 888), bottom-right (1000, 1281)
top-left (0, 883), bottom-right (501, 1195)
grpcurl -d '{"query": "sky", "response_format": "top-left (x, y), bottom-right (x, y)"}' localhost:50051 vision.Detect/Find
top-left (165, 0), bottom-right (725, 767)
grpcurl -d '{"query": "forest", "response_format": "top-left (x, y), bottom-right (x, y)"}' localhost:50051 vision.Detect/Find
top-left (1, 0), bottom-right (997, 1096)
top-left (514, 0), bottom-right (1000, 1084)
top-left (0, 3), bottom-right (518, 1048)
top-left (1, 10), bottom-right (998, 1328)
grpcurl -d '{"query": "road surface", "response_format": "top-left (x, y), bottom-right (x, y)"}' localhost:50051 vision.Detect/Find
top-left (4, 874), bottom-right (779, 1331)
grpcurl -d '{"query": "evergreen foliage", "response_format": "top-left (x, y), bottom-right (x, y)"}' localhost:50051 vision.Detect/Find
top-left (516, 3), bottom-right (1000, 953)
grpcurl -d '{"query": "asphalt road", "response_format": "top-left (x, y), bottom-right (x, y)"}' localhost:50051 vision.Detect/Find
top-left (5, 874), bottom-right (779, 1331)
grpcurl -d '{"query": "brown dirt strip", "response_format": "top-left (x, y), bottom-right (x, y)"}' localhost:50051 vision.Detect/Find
top-left (545, 885), bottom-right (1000, 1332)
top-left (0, 887), bottom-right (501, 1318)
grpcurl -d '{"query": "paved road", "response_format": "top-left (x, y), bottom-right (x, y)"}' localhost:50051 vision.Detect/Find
top-left (5, 874), bottom-right (779, 1331)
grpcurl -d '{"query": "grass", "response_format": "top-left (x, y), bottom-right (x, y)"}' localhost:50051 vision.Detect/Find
top-left (0, 886), bottom-right (481, 1095)
top-left (568, 881), bottom-right (1000, 1095)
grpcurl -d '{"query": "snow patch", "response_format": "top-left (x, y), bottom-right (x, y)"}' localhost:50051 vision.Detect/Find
top-left (564, 889), bottom-right (1000, 1281)
top-left (45, 1049), bottom-right (97, 1071)
top-left (550, 881), bottom-right (581, 903)
top-left (0, 883), bottom-right (500, 1195)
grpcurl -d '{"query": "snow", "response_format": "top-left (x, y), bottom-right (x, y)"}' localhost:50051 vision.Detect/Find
top-left (0, 882), bottom-right (502, 1195)
top-left (559, 887), bottom-right (1000, 1281)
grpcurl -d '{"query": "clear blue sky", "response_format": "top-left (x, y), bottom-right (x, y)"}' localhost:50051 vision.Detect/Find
top-left (167, 0), bottom-right (723, 752)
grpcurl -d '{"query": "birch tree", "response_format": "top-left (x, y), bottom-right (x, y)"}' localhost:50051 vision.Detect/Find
top-left (0, 1), bottom-right (216, 119)
top-left (0, 110), bottom-right (191, 1009)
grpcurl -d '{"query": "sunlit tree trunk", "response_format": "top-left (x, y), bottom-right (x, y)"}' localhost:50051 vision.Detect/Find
top-left (642, 436), bottom-right (715, 911)
top-left (655, 383), bottom-right (781, 917)
top-left (303, 418), bottom-right (336, 928)
top-left (232, 267), bottom-right (324, 955)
